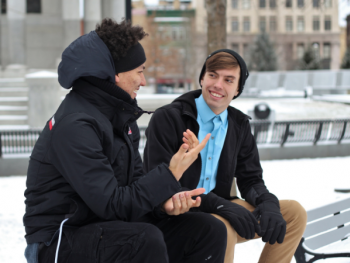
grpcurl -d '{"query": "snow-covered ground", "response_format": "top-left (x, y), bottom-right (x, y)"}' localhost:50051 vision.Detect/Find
top-left (0, 157), bottom-right (349, 263)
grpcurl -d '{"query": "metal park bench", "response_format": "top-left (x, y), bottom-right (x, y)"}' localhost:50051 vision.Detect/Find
top-left (294, 197), bottom-right (350, 263)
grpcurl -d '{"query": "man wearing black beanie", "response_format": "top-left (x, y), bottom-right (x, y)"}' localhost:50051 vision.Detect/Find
top-left (23, 18), bottom-right (229, 263)
top-left (144, 50), bottom-right (308, 262)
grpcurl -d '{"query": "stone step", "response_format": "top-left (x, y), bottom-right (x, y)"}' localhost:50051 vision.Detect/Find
top-left (0, 97), bottom-right (28, 107)
top-left (0, 100), bottom-right (28, 106)
top-left (0, 125), bottom-right (29, 130)
top-left (0, 78), bottom-right (27, 87)
top-left (0, 115), bottom-right (28, 125)
top-left (0, 87), bottom-right (28, 97)
top-left (0, 110), bottom-right (28, 116)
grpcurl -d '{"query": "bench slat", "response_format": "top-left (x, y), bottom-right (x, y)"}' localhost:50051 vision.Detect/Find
top-left (304, 209), bottom-right (350, 238)
top-left (304, 224), bottom-right (350, 250)
top-left (307, 197), bottom-right (350, 222)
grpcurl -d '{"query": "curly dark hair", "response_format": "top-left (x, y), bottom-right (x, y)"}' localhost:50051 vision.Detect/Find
top-left (95, 18), bottom-right (148, 61)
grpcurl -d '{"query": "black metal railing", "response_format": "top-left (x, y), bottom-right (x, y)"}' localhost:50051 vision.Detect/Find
top-left (1, 119), bottom-right (349, 157)
top-left (0, 130), bottom-right (41, 157)
top-left (250, 119), bottom-right (350, 146)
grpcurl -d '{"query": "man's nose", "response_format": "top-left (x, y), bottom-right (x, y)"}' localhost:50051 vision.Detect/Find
top-left (141, 74), bottom-right (146, 86)
top-left (214, 77), bottom-right (224, 89)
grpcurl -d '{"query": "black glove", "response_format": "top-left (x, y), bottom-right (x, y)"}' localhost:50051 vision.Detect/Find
top-left (199, 192), bottom-right (261, 240)
top-left (252, 200), bottom-right (286, 244)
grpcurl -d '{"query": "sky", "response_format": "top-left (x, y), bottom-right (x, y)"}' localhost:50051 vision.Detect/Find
top-left (144, 0), bottom-right (350, 27)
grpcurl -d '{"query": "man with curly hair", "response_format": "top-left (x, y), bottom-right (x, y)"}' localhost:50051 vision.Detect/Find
top-left (23, 19), bottom-right (227, 263)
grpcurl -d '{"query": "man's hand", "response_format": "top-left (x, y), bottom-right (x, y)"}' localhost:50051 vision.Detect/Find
top-left (200, 192), bottom-right (261, 240)
top-left (163, 188), bottom-right (205, 216)
top-left (252, 202), bottom-right (286, 244)
top-left (169, 130), bottom-right (210, 181)
top-left (182, 129), bottom-right (199, 151)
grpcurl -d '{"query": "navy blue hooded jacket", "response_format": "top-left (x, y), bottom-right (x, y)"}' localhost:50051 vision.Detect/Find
top-left (23, 31), bottom-right (181, 244)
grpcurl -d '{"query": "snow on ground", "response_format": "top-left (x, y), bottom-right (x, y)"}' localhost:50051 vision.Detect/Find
top-left (0, 157), bottom-right (350, 263)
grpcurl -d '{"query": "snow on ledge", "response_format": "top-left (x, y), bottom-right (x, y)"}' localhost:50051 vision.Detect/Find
top-left (25, 71), bottom-right (58, 79)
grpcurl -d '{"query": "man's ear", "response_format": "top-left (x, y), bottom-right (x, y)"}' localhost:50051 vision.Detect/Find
top-left (115, 74), bottom-right (120, 84)
top-left (200, 79), bottom-right (203, 86)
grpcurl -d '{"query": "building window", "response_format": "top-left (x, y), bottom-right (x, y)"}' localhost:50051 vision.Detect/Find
top-left (232, 43), bottom-right (239, 52)
top-left (269, 16), bottom-right (277, 32)
top-left (242, 0), bottom-right (251, 9)
top-left (297, 44), bottom-right (304, 59)
top-left (27, 0), bottom-right (41, 13)
top-left (325, 16), bottom-right (331, 31)
top-left (232, 17), bottom-right (239, 32)
top-left (323, 43), bottom-right (331, 58)
top-left (297, 0), bottom-right (304, 7)
top-left (259, 16), bottom-right (266, 32)
top-left (286, 16), bottom-right (293, 32)
top-left (313, 16), bottom-right (320, 31)
top-left (313, 0), bottom-right (320, 8)
top-left (270, 0), bottom-right (276, 8)
top-left (259, 0), bottom-right (266, 8)
top-left (243, 17), bottom-right (250, 32)
top-left (1, 0), bottom-right (6, 14)
top-left (286, 0), bottom-right (292, 7)
top-left (297, 16), bottom-right (304, 32)
top-left (324, 0), bottom-right (332, 8)
top-left (232, 0), bottom-right (239, 9)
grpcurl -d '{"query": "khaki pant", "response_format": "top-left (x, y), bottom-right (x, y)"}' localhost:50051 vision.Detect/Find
top-left (212, 199), bottom-right (307, 263)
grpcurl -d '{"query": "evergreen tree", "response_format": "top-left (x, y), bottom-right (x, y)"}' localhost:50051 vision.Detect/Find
top-left (298, 45), bottom-right (321, 70)
top-left (341, 48), bottom-right (350, 69)
top-left (248, 31), bottom-right (277, 71)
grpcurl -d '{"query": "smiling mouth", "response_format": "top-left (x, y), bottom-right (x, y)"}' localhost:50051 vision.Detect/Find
top-left (210, 91), bottom-right (224, 98)
top-left (133, 89), bottom-right (139, 94)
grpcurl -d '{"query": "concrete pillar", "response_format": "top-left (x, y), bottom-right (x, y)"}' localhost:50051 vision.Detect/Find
top-left (84, 0), bottom-right (102, 34)
top-left (26, 71), bottom-right (62, 129)
top-left (62, 0), bottom-right (80, 48)
top-left (101, 0), bottom-right (125, 22)
top-left (331, 42), bottom-right (340, 70)
top-left (7, 0), bottom-right (26, 64)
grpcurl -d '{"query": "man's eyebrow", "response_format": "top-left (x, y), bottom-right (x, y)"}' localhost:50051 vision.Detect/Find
top-left (211, 70), bottom-right (236, 79)
top-left (142, 66), bottom-right (146, 70)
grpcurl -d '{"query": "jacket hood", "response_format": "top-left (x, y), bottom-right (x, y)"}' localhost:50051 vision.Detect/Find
top-left (58, 31), bottom-right (116, 89)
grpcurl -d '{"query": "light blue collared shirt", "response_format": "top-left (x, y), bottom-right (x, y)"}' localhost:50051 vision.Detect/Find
top-left (195, 95), bottom-right (228, 194)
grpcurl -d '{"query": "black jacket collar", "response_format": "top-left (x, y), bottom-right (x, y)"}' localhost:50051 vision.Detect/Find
top-left (72, 78), bottom-right (143, 129)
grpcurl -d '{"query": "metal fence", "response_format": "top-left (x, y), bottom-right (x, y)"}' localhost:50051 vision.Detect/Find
top-left (1, 119), bottom-right (349, 157)
top-left (0, 130), bottom-right (41, 157)
top-left (251, 119), bottom-right (350, 146)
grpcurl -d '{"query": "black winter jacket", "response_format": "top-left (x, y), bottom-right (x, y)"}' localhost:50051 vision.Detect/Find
top-left (23, 79), bottom-right (181, 244)
top-left (143, 90), bottom-right (272, 205)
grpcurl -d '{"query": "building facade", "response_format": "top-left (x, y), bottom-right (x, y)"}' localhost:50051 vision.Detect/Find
top-left (0, 0), bottom-right (126, 70)
top-left (194, 0), bottom-right (340, 70)
top-left (133, 0), bottom-right (196, 92)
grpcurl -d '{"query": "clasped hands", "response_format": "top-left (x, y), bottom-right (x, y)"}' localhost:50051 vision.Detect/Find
top-left (165, 129), bottom-right (286, 245)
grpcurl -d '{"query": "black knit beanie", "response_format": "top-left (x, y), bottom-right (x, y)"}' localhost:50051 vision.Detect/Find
top-left (199, 49), bottom-right (249, 100)
top-left (114, 42), bottom-right (146, 74)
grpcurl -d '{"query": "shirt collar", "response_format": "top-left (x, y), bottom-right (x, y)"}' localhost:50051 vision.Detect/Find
top-left (195, 94), bottom-right (228, 125)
